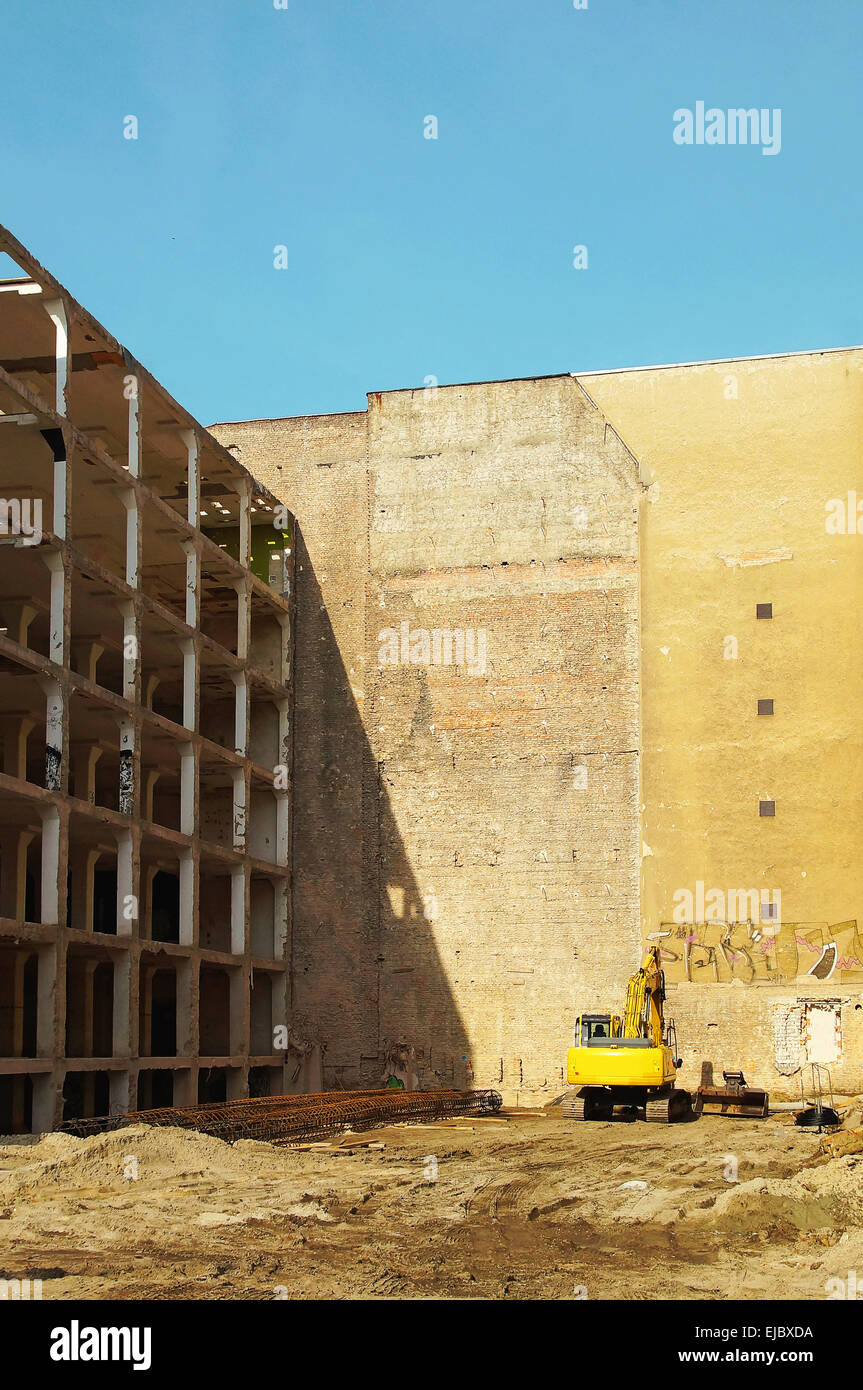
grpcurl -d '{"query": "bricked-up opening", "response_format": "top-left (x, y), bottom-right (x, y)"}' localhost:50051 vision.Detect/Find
top-left (249, 689), bottom-right (281, 768)
top-left (65, 955), bottom-right (113, 1057)
top-left (198, 756), bottom-right (240, 851)
top-left (760, 800), bottom-right (776, 817)
top-left (757, 698), bottom-right (774, 715)
top-left (139, 965), bottom-right (177, 1057)
top-left (250, 876), bottom-right (276, 956)
top-left (199, 968), bottom-right (231, 1055)
top-left (756, 602), bottom-right (773, 619)
top-left (198, 866), bottom-right (232, 953)
top-left (62, 1069), bottom-right (110, 1122)
top-left (249, 597), bottom-right (286, 682)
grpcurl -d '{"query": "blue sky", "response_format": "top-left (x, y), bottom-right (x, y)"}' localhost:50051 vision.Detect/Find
top-left (2, 0), bottom-right (860, 423)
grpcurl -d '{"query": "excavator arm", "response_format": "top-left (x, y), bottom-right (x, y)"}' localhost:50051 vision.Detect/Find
top-left (622, 946), bottom-right (666, 1046)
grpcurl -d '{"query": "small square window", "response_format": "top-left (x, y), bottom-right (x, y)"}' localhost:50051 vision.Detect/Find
top-left (756, 603), bottom-right (773, 620)
top-left (759, 800), bottom-right (775, 817)
top-left (758, 699), bottom-right (774, 716)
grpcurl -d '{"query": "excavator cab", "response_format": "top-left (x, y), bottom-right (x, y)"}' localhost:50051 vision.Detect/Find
top-left (575, 1014), bottom-right (622, 1046)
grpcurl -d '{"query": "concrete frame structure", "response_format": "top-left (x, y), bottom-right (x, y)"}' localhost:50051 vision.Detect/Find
top-left (0, 226), bottom-right (296, 1133)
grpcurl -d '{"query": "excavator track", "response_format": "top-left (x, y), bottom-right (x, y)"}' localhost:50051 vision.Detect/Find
top-left (562, 1094), bottom-right (587, 1120)
top-left (644, 1097), bottom-right (672, 1124)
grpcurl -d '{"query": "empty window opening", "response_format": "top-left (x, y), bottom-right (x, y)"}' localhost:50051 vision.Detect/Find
top-left (197, 1065), bottom-right (227, 1104)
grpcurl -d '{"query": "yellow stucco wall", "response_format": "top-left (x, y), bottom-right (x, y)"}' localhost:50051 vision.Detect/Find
top-left (585, 350), bottom-right (863, 995)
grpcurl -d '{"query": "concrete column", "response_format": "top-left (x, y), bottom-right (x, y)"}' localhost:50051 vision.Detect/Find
top-left (235, 577), bottom-right (250, 663)
top-left (109, 1070), bottom-right (131, 1118)
top-left (39, 805), bottom-right (61, 924)
top-left (43, 550), bottom-right (66, 665)
top-left (115, 827), bottom-right (136, 937)
top-left (112, 952), bottom-right (132, 1060)
top-left (178, 848), bottom-right (197, 947)
top-left (119, 718), bottom-right (136, 816)
top-left (278, 612), bottom-right (291, 685)
top-left (43, 679), bottom-right (64, 793)
top-left (275, 792), bottom-right (290, 868)
top-left (230, 864), bottom-right (246, 956)
top-left (231, 671), bottom-right (248, 755)
top-left (43, 298), bottom-right (68, 415)
top-left (231, 767), bottom-right (246, 852)
top-left (68, 846), bottom-right (100, 931)
top-left (179, 743), bottom-right (196, 837)
top-left (235, 476), bottom-right (251, 568)
top-left (120, 600), bottom-right (138, 704)
top-left (180, 638), bottom-right (196, 731)
top-left (183, 540), bottom-right (199, 628)
top-left (181, 429), bottom-right (199, 527)
top-left (127, 375), bottom-right (141, 478)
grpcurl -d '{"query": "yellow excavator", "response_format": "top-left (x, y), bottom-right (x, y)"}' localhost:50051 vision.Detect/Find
top-left (563, 945), bottom-right (693, 1124)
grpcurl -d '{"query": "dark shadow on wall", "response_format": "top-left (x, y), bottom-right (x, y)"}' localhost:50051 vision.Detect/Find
top-left (290, 526), bottom-right (471, 1092)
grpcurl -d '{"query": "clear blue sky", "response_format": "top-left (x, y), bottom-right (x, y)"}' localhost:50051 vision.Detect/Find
top-left (2, 0), bottom-right (860, 424)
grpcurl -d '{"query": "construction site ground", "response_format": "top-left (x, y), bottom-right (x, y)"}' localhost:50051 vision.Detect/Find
top-left (2, 1103), bottom-right (862, 1301)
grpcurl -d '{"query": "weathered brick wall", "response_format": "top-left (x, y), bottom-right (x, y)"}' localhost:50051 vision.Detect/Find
top-left (213, 377), bottom-right (646, 1101)
top-left (366, 377), bottom-right (643, 1100)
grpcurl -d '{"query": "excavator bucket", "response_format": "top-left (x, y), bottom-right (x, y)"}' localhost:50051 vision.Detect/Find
top-left (694, 1067), bottom-right (769, 1119)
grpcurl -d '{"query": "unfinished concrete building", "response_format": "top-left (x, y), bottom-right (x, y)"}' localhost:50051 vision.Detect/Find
top-left (0, 226), bottom-right (295, 1133)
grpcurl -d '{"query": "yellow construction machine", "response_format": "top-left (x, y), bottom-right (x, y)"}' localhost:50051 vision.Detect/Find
top-left (563, 945), bottom-right (693, 1124)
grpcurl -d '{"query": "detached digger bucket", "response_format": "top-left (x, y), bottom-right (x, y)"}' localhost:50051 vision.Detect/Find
top-left (694, 1068), bottom-right (769, 1119)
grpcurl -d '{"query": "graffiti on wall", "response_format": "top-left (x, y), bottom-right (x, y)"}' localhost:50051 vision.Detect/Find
top-left (649, 919), bottom-right (863, 985)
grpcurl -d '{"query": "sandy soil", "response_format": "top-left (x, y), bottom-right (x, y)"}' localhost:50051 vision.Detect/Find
top-left (1, 1105), bottom-right (861, 1300)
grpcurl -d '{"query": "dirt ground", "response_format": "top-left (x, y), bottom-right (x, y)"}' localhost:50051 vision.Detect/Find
top-left (1, 1103), bottom-right (862, 1301)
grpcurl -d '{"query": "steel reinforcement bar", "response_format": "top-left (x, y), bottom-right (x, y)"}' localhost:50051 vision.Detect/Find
top-left (59, 1088), bottom-right (503, 1142)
